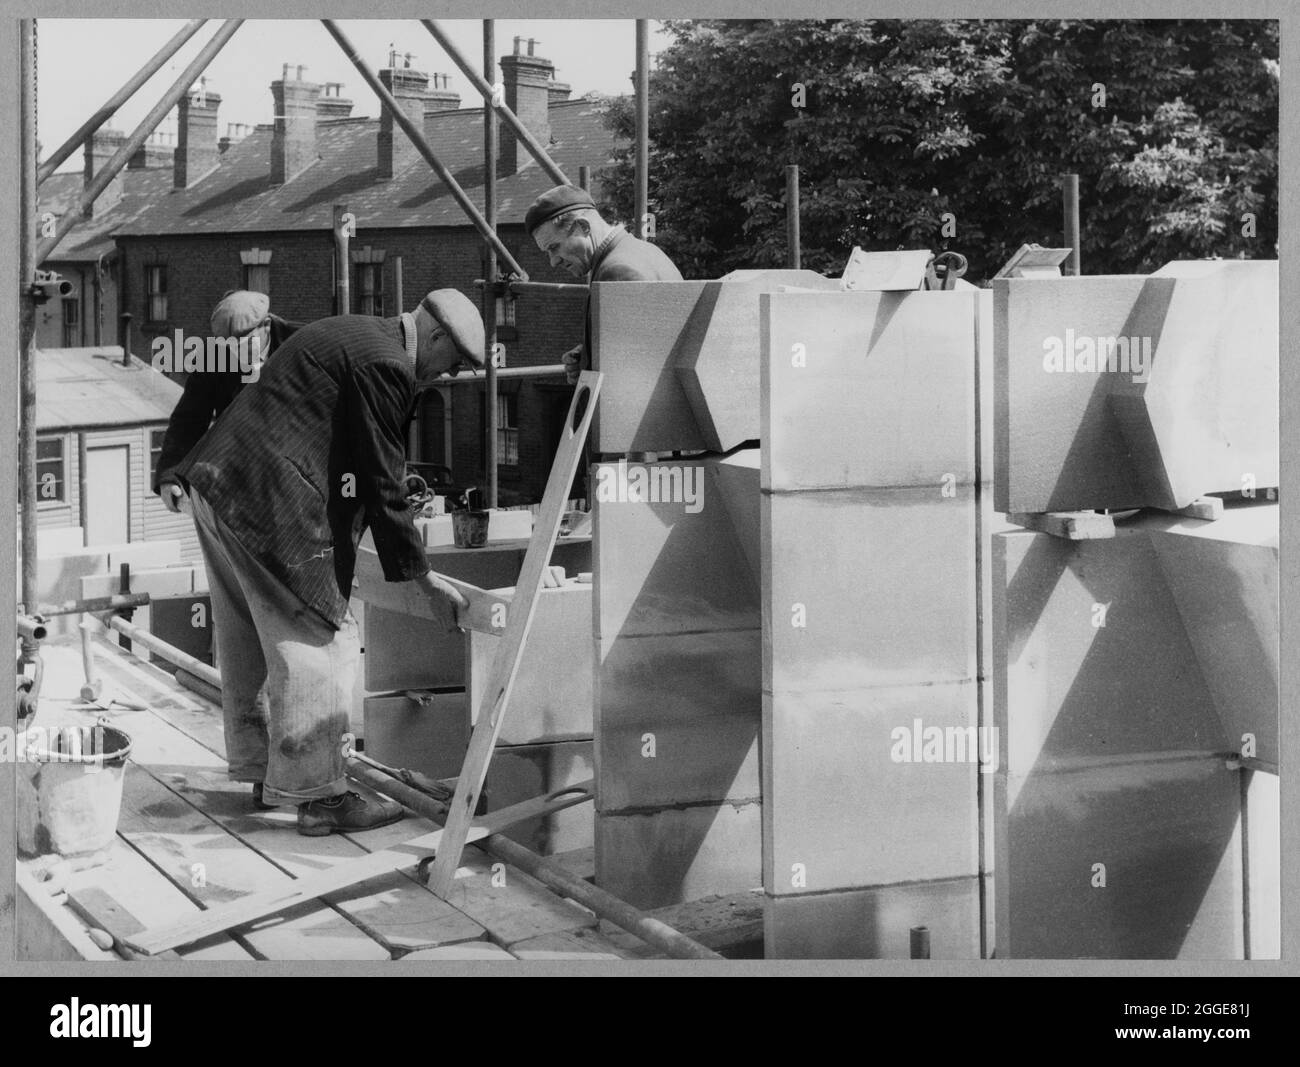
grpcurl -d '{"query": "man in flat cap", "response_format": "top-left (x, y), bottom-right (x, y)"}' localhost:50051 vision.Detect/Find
top-left (152, 290), bottom-right (303, 511)
top-left (526, 185), bottom-right (682, 385)
top-left (172, 291), bottom-right (485, 835)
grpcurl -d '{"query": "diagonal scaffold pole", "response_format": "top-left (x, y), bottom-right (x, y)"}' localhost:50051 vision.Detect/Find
top-left (421, 19), bottom-right (569, 187)
top-left (36, 19), bottom-right (244, 264)
top-left (321, 19), bottom-right (527, 281)
top-left (37, 19), bottom-right (207, 184)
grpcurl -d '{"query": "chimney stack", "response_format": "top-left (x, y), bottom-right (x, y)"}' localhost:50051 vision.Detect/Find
top-left (317, 82), bottom-right (354, 120)
top-left (84, 127), bottom-right (127, 217)
top-left (499, 38), bottom-right (554, 175)
top-left (174, 81), bottom-right (222, 190)
top-left (271, 64), bottom-right (321, 185)
top-left (378, 60), bottom-right (429, 178)
top-left (425, 73), bottom-right (460, 113)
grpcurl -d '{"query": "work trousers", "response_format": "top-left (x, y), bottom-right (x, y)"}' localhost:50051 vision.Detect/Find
top-left (190, 489), bottom-right (357, 806)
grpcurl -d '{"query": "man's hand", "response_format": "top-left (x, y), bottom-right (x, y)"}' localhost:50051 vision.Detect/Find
top-left (561, 345), bottom-right (583, 386)
top-left (416, 569), bottom-right (469, 633)
top-left (159, 478), bottom-right (187, 514)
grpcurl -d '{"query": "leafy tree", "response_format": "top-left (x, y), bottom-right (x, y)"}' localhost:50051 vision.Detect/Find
top-left (596, 19), bottom-right (1277, 280)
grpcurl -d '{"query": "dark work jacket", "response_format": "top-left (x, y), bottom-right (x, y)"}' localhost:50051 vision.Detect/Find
top-left (581, 226), bottom-right (684, 368)
top-left (152, 314), bottom-right (303, 493)
top-left (174, 315), bottom-right (428, 629)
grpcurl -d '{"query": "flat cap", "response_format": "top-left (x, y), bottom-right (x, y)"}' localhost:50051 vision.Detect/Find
top-left (525, 184), bottom-right (596, 235)
top-left (421, 289), bottom-right (485, 366)
top-left (210, 290), bottom-right (270, 337)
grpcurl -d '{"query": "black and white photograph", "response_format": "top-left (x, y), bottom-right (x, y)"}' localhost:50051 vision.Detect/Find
top-left (1, 6), bottom-right (1290, 999)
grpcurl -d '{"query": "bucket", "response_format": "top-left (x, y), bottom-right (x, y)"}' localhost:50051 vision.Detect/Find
top-left (452, 509), bottom-right (490, 549)
top-left (16, 723), bottom-right (132, 859)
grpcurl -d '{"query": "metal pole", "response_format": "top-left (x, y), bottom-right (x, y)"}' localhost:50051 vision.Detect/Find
top-left (333, 204), bottom-right (350, 315)
top-left (37, 20), bottom-right (244, 264)
top-left (578, 165), bottom-right (590, 192)
top-left (421, 19), bottom-right (568, 187)
top-left (107, 614), bottom-right (222, 691)
top-left (786, 164), bottom-right (801, 269)
top-left (910, 925), bottom-right (931, 959)
top-left (19, 20), bottom-right (39, 629)
top-left (1062, 173), bottom-right (1080, 276)
top-left (37, 19), bottom-right (207, 183)
top-left (483, 20), bottom-right (499, 509)
top-left (440, 364), bottom-right (565, 385)
top-left (321, 20), bottom-right (527, 280)
top-left (634, 20), bottom-right (649, 239)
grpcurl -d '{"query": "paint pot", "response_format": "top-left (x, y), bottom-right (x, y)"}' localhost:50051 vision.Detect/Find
top-left (16, 723), bottom-right (132, 859)
top-left (452, 509), bottom-right (490, 549)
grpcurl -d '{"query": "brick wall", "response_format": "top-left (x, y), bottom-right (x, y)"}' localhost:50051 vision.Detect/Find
top-left (116, 224), bottom-right (589, 501)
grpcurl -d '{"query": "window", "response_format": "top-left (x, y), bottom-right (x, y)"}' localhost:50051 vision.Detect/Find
top-left (355, 264), bottom-right (384, 316)
top-left (149, 429), bottom-right (165, 485)
top-left (145, 265), bottom-right (167, 323)
top-left (241, 247), bottom-right (272, 295)
top-left (495, 295), bottom-right (516, 327)
top-left (61, 298), bottom-right (80, 347)
top-left (497, 392), bottom-right (518, 467)
top-left (18, 436), bottom-right (66, 506)
top-left (350, 246), bottom-right (386, 317)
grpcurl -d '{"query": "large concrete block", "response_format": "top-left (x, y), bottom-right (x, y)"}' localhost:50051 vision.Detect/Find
top-left (710, 449), bottom-right (762, 591)
top-left (1147, 506), bottom-right (1279, 768)
top-left (765, 875), bottom-right (981, 959)
top-left (149, 593), bottom-right (214, 667)
top-left (107, 541), bottom-right (182, 572)
top-left (994, 755), bottom-right (1242, 959)
top-left (763, 486), bottom-right (977, 693)
top-left (596, 629), bottom-right (761, 811)
top-left (763, 683), bottom-right (980, 894)
top-left (761, 289), bottom-right (979, 490)
top-left (364, 603), bottom-right (466, 690)
top-left (483, 741), bottom-right (594, 857)
top-left (994, 261), bottom-right (1278, 513)
top-left (1245, 769), bottom-right (1279, 959)
top-left (590, 273), bottom-right (836, 454)
top-left (593, 457), bottom-right (757, 640)
top-left (595, 800), bottom-right (762, 910)
top-left (993, 528), bottom-right (1227, 781)
top-left (362, 692), bottom-right (469, 782)
top-left (470, 584), bottom-right (593, 744)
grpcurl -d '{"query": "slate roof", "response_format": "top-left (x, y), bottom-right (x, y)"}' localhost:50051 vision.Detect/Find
top-left (37, 166), bottom-right (176, 262)
top-left (36, 347), bottom-right (182, 431)
top-left (114, 98), bottom-right (619, 237)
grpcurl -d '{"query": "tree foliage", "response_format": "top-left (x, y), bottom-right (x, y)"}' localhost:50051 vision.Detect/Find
top-left (595, 19), bottom-right (1278, 280)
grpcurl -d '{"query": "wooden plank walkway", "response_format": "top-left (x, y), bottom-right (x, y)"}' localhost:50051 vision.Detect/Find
top-left (18, 636), bottom-right (633, 962)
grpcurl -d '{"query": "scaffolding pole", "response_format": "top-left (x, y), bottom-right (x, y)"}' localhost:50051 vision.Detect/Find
top-left (321, 19), bottom-right (526, 281)
top-left (37, 19), bottom-right (207, 184)
top-left (19, 19), bottom-right (38, 630)
top-left (422, 19), bottom-right (568, 187)
top-left (483, 20), bottom-right (500, 508)
top-left (36, 19), bottom-right (244, 264)
top-left (634, 20), bottom-right (649, 239)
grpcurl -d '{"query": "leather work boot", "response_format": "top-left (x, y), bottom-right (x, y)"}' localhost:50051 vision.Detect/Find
top-left (297, 791), bottom-right (405, 837)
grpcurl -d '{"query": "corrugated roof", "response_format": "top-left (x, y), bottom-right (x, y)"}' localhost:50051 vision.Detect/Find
top-left (37, 166), bottom-right (177, 262)
top-left (114, 98), bottom-right (620, 237)
top-left (36, 347), bottom-right (182, 431)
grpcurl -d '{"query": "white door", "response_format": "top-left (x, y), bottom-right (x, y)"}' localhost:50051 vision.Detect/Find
top-left (84, 445), bottom-right (130, 545)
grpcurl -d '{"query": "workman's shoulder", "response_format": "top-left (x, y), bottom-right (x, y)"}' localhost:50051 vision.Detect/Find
top-left (595, 235), bottom-right (684, 282)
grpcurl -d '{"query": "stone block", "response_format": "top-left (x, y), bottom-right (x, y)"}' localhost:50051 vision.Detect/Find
top-left (362, 692), bottom-right (470, 783)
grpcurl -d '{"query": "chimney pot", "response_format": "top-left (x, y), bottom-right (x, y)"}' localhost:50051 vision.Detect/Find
top-left (514, 36), bottom-right (522, 55)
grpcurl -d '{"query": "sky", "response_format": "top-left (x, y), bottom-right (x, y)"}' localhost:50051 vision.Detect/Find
top-left (36, 18), bottom-right (667, 172)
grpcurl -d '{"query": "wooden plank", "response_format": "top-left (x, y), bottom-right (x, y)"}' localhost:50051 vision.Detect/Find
top-left (125, 782), bottom-right (594, 956)
top-left (92, 645), bottom-right (491, 953)
top-left (117, 760), bottom-right (391, 960)
top-left (427, 370), bottom-right (603, 896)
top-left (66, 837), bottom-right (255, 960)
top-left (65, 888), bottom-right (184, 961)
top-left (509, 927), bottom-right (631, 960)
top-left (1006, 510), bottom-right (1115, 540)
top-left (16, 863), bottom-right (117, 962)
